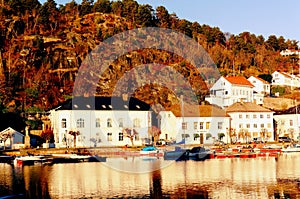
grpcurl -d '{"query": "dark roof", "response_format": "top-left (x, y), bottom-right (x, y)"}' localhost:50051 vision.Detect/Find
top-left (55, 96), bottom-right (151, 111)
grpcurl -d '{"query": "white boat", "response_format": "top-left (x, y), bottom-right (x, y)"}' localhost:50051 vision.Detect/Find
top-left (140, 146), bottom-right (161, 155)
top-left (282, 144), bottom-right (300, 153)
top-left (14, 156), bottom-right (52, 166)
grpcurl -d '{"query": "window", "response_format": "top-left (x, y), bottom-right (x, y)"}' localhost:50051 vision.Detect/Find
top-left (107, 118), bottom-right (112, 127)
top-left (246, 124), bottom-right (250, 128)
top-left (135, 134), bottom-right (139, 141)
top-left (118, 118), bottom-right (124, 127)
top-left (239, 124), bottom-right (243, 128)
top-left (225, 91), bottom-right (228, 95)
top-left (253, 114), bottom-right (257, 119)
top-left (290, 120), bottom-right (293, 126)
top-left (182, 122), bottom-right (187, 130)
top-left (61, 118), bottom-right (67, 128)
top-left (261, 123), bottom-right (264, 128)
top-left (218, 122), bottom-right (223, 130)
top-left (246, 114), bottom-right (249, 119)
top-left (107, 133), bottom-right (112, 141)
top-left (260, 114), bottom-right (264, 119)
top-left (194, 122), bottom-right (198, 130)
top-left (199, 122), bottom-right (204, 129)
top-left (77, 118), bottom-right (84, 128)
top-left (96, 118), bottom-right (101, 128)
top-left (133, 118), bottom-right (141, 128)
top-left (267, 123), bottom-right (271, 128)
top-left (239, 114), bottom-right (242, 119)
top-left (118, 132), bottom-right (123, 141)
top-left (206, 122), bottom-right (210, 130)
top-left (253, 124), bottom-right (257, 128)
top-left (267, 114), bottom-right (270, 119)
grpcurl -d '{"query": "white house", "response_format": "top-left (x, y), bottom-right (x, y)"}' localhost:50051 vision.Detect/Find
top-left (274, 114), bottom-right (300, 140)
top-left (49, 96), bottom-right (153, 148)
top-left (159, 104), bottom-right (230, 144)
top-left (280, 49), bottom-right (300, 58)
top-left (271, 71), bottom-right (300, 88)
top-left (0, 127), bottom-right (24, 149)
top-left (248, 76), bottom-right (271, 96)
top-left (226, 102), bottom-right (274, 143)
top-left (205, 76), bottom-right (255, 108)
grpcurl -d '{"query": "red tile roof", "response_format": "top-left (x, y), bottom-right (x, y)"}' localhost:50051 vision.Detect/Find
top-left (225, 76), bottom-right (254, 87)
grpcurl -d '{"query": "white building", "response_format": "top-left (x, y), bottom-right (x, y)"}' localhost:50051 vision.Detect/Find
top-left (0, 127), bottom-right (24, 149)
top-left (248, 76), bottom-right (271, 96)
top-left (280, 49), bottom-right (300, 58)
top-left (226, 102), bottom-right (274, 143)
top-left (49, 96), bottom-right (152, 148)
top-left (205, 76), bottom-right (255, 108)
top-left (159, 104), bottom-right (230, 144)
top-left (271, 71), bottom-right (300, 88)
top-left (274, 114), bottom-right (300, 140)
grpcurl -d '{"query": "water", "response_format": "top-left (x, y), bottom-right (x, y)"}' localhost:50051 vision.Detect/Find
top-left (1, 154), bottom-right (300, 198)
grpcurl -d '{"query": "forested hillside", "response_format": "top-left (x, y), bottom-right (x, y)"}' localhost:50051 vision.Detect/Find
top-left (0, 0), bottom-right (299, 130)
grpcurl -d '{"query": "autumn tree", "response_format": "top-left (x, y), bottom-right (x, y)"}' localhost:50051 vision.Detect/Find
top-left (41, 128), bottom-right (54, 143)
top-left (94, 0), bottom-right (111, 13)
top-left (155, 6), bottom-right (170, 28)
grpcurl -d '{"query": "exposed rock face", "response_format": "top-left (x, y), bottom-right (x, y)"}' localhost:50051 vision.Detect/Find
top-left (0, 12), bottom-right (209, 111)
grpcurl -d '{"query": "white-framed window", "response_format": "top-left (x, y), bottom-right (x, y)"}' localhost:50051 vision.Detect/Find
top-left (267, 123), bottom-right (271, 128)
top-left (182, 122), bottom-right (187, 130)
top-left (61, 118), bottom-right (67, 128)
top-left (77, 118), bottom-right (84, 128)
top-left (246, 114), bottom-right (249, 119)
top-left (107, 132), bottom-right (112, 141)
top-left (96, 118), bottom-right (101, 128)
top-left (133, 118), bottom-right (141, 128)
top-left (199, 122), bottom-right (204, 129)
top-left (239, 114), bottom-right (242, 119)
top-left (194, 122), bottom-right (198, 130)
top-left (107, 118), bottom-right (112, 127)
top-left (239, 124), bottom-right (243, 128)
top-left (253, 114), bottom-right (257, 119)
top-left (290, 120), bottom-right (293, 126)
top-left (206, 122), bottom-right (210, 130)
top-left (118, 132), bottom-right (123, 141)
top-left (260, 114), bottom-right (264, 119)
top-left (218, 122), bottom-right (223, 130)
top-left (253, 124), bottom-right (257, 128)
top-left (135, 133), bottom-right (139, 141)
top-left (246, 124), bottom-right (250, 128)
top-left (267, 114), bottom-right (270, 119)
top-left (118, 118), bottom-right (124, 127)
top-left (261, 123), bottom-right (264, 128)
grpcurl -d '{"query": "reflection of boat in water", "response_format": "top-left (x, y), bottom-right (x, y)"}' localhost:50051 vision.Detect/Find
top-left (164, 146), bottom-right (188, 160)
top-left (164, 146), bottom-right (212, 161)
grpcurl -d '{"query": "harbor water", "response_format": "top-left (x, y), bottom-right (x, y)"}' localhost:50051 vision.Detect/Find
top-left (1, 153), bottom-right (300, 198)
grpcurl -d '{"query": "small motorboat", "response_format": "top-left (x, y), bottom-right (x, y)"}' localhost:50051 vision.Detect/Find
top-left (140, 146), bottom-right (161, 155)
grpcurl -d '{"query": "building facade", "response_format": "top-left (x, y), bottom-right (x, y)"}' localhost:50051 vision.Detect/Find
top-left (159, 105), bottom-right (230, 144)
top-left (226, 102), bottom-right (274, 143)
top-left (248, 76), bottom-right (271, 96)
top-left (0, 127), bottom-right (24, 149)
top-left (49, 96), bottom-right (152, 147)
top-left (274, 114), bottom-right (300, 140)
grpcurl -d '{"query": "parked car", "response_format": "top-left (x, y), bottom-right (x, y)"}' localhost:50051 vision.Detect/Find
top-left (278, 136), bottom-right (292, 143)
top-left (252, 137), bottom-right (263, 144)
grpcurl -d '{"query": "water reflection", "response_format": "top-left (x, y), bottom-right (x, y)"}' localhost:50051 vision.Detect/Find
top-left (0, 155), bottom-right (300, 198)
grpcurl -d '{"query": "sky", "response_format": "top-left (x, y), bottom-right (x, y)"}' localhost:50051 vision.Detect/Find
top-left (40, 0), bottom-right (300, 42)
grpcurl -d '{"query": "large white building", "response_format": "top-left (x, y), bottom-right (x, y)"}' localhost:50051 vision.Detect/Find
top-left (49, 96), bottom-right (153, 148)
top-left (226, 102), bottom-right (274, 143)
top-left (274, 114), bottom-right (300, 140)
top-left (159, 104), bottom-right (230, 144)
top-left (205, 76), bottom-right (257, 108)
